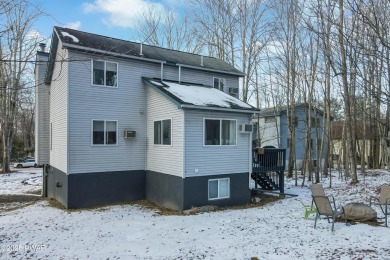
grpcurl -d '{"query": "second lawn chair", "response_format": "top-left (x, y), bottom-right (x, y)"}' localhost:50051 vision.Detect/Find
top-left (312, 195), bottom-right (347, 232)
top-left (370, 185), bottom-right (390, 227)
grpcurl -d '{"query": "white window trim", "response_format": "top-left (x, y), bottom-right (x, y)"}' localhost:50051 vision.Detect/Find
top-left (91, 119), bottom-right (118, 146)
top-left (208, 178), bottom-right (230, 200)
top-left (203, 118), bottom-right (237, 147)
top-left (153, 118), bottom-right (173, 146)
top-left (91, 59), bottom-right (119, 88)
top-left (212, 77), bottom-right (225, 91)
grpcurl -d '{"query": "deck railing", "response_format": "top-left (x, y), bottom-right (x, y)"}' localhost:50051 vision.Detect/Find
top-left (252, 148), bottom-right (286, 193)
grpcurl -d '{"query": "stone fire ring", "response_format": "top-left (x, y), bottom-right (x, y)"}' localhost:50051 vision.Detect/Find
top-left (343, 203), bottom-right (377, 222)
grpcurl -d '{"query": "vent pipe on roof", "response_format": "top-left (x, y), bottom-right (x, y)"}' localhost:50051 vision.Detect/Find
top-left (161, 63), bottom-right (164, 81)
top-left (178, 65), bottom-right (181, 83)
top-left (201, 55), bottom-right (204, 66)
top-left (140, 43), bottom-right (143, 56)
top-left (38, 43), bottom-right (46, 52)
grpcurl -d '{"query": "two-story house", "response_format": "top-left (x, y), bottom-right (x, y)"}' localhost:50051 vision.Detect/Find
top-left (35, 27), bottom-right (258, 211)
top-left (253, 104), bottom-right (327, 170)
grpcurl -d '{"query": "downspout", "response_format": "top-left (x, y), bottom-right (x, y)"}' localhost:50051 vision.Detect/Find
top-left (161, 63), bottom-right (164, 80)
top-left (249, 114), bottom-right (254, 189)
top-left (182, 111), bottom-right (186, 210)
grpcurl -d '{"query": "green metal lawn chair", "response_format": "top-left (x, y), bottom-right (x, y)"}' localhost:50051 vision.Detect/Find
top-left (299, 200), bottom-right (318, 219)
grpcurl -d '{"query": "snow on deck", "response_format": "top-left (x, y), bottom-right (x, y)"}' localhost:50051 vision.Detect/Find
top-left (151, 80), bottom-right (253, 110)
top-left (0, 170), bottom-right (390, 259)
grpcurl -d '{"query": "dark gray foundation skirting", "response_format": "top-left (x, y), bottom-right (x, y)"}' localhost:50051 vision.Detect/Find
top-left (45, 166), bottom-right (145, 209)
top-left (183, 172), bottom-right (251, 210)
top-left (146, 171), bottom-right (250, 211)
top-left (45, 167), bottom-right (250, 211)
top-left (146, 171), bottom-right (184, 211)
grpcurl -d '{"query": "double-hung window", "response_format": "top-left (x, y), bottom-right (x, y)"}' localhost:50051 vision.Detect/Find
top-left (92, 120), bottom-right (117, 145)
top-left (204, 119), bottom-right (236, 146)
top-left (92, 60), bottom-right (118, 87)
top-left (154, 119), bottom-right (171, 145)
top-left (208, 178), bottom-right (230, 200)
top-left (213, 77), bottom-right (225, 91)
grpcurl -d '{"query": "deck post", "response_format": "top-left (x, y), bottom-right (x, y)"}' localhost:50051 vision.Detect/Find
top-left (279, 171), bottom-right (284, 194)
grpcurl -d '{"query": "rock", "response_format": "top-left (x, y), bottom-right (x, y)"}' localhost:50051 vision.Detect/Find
top-left (343, 203), bottom-right (377, 221)
top-left (251, 197), bottom-right (261, 204)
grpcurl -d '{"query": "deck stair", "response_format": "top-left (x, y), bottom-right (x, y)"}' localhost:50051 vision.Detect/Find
top-left (252, 148), bottom-right (286, 193)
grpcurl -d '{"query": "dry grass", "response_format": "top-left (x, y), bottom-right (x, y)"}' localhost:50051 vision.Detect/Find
top-left (44, 194), bottom-right (282, 216)
top-left (0, 194), bottom-right (42, 213)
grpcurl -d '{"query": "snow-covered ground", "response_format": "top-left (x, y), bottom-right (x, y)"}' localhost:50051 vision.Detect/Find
top-left (0, 168), bottom-right (42, 195)
top-left (0, 170), bottom-right (389, 259)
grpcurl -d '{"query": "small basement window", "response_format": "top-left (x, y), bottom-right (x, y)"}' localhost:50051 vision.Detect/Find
top-left (213, 77), bottom-right (225, 91)
top-left (92, 60), bottom-right (118, 87)
top-left (92, 120), bottom-right (117, 145)
top-left (154, 119), bottom-right (171, 145)
top-left (208, 178), bottom-right (230, 200)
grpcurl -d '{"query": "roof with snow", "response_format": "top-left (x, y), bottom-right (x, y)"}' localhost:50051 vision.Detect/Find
top-left (143, 78), bottom-right (258, 113)
top-left (44, 26), bottom-right (243, 84)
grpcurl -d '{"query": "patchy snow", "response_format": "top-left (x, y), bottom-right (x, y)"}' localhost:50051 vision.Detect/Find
top-left (161, 80), bottom-right (253, 109)
top-left (0, 170), bottom-right (390, 259)
top-left (0, 168), bottom-right (42, 195)
top-left (60, 31), bottom-right (79, 43)
top-left (150, 80), bottom-right (164, 87)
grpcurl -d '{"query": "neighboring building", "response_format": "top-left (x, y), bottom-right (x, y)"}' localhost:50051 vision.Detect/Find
top-left (331, 120), bottom-right (389, 167)
top-left (253, 104), bottom-right (327, 169)
top-left (35, 27), bottom-right (258, 211)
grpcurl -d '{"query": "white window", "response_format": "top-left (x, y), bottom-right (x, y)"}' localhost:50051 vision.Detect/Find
top-left (213, 77), bottom-right (225, 91)
top-left (208, 178), bottom-right (230, 200)
top-left (204, 119), bottom-right (236, 146)
top-left (154, 119), bottom-right (171, 145)
top-left (92, 60), bottom-right (118, 87)
top-left (92, 120), bottom-right (117, 145)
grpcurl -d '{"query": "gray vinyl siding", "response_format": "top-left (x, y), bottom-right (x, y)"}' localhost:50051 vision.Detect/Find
top-left (66, 53), bottom-right (183, 174)
top-left (146, 87), bottom-right (183, 177)
top-left (64, 50), bottom-right (241, 174)
top-left (35, 53), bottom-right (50, 165)
top-left (184, 110), bottom-right (251, 177)
top-left (162, 64), bottom-right (178, 81)
top-left (49, 45), bottom-right (68, 173)
top-left (181, 67), bottom-right (239, 94)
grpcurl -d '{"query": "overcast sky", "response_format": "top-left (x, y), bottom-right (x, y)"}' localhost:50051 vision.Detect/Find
top-left (33, 0), bottom-right (183, 42)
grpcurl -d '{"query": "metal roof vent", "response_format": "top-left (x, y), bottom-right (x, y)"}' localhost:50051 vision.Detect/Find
top-left (201, 55), bottom-right (204, 66)
top-left (140, 43), bottom-right (143, 56)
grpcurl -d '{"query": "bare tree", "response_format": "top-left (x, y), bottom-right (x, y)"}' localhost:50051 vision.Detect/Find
top-left (135, 7), bottom-right (202, 53)
top-left (0, 0), bottom-right (42, 172)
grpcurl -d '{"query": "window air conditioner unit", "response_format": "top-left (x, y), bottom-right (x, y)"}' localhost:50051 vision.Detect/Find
top-left (229, 87), bottom-right (239, 95)
top-left (239, 124), bottom-right (253, 133)
top-left (124, 130), bottom-right (136, 138)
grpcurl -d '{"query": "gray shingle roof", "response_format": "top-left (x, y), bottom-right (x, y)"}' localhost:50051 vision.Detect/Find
top-left (53, 26), bottom-right (243, 76)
